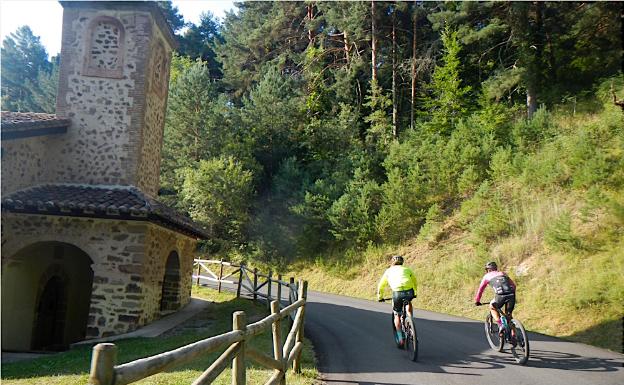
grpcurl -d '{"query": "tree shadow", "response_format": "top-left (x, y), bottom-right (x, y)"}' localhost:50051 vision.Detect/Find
top-left (566, 318), bottom-right (623, 354)
top-left (0, 294), bottom-right (275, 380)
top-left (306, 299), bottom-right (624, 382)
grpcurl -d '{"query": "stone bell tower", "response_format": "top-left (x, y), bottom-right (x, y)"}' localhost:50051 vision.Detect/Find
top-left (54, 1), bottom-right (176, 197)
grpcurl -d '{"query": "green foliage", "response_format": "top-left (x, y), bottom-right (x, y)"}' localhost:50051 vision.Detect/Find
top-left (544, 211), bottom-right (584, 252)
top-left (243, 66), bottom-right (304, 178)
top-left (180, 157), bottom-right (254, 252)
top-left (375, 165), bottom-right (428, 243)
top-left (157, 1), bottom-right (186, 33)
top-left (417, 203), bottom-right (444, 243)
top-left (24, 58), bottom-right (59, 113)
top-left (511, 107), bottom-right (556, 150)
top-left (160, 3), bottom-right (620, 263)
top-left (1, 26), bottom-right (52, 111)
top-left (179, 11), bottom-right (223, 78)
top-left (421, 26), bottom-right (471, 136)
top-left (328, 169), bottom-right (382, 249)
top-left (363, 80), bottom-right (393, 150)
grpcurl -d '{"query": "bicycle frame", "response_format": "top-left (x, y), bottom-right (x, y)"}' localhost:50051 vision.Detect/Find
top-left (381, 297), bottom-right (418, 361)
top-left (492, 305), bottom-right (515, 341)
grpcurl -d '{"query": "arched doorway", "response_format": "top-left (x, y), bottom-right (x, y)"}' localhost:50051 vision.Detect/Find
top-left (1, 242), bottom-right (94, 352)
top-left (32, 274), bottom-right (67, 350)
top-left (160, 251), bottom-right (181, 312)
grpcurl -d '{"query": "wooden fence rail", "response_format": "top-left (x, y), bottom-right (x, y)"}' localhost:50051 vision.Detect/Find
top-left (193, 259), bottom-right (299, 315)
top-left (88, 280), bottom-right (308, 385)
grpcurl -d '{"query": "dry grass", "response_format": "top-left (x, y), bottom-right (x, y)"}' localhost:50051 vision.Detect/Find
top-left (288, 191), bottom-right (624, 352)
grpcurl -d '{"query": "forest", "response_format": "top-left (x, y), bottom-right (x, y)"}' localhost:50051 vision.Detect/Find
top-left (2, 1), bottom-right (622, 262)
top-left (2, 1), bottom-right (623, 350)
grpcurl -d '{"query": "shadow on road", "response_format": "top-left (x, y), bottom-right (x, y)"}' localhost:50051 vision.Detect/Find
top-left (306, 300), bottom-right (623, 378)
top-left (528, 349), bottom-right (623, 372)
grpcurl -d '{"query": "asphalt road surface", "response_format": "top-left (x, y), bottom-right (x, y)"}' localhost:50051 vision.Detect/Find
top-left (306, 291), bottom-right (624, 385)
top-left (197, 278), bottom-right (624, 385)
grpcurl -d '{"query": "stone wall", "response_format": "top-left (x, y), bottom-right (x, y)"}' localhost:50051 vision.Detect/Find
top-left (53, 7), bottom-right (151, 187)
top-left (136, 25), bottom-right (173, 197)
top-left (47, 4), bottom-right (174, 194)
top-left (141, 223), bottom-right (196, 323)
top-left (1, 213), bottom-right (197, 344)
top-left (1, 136), bottom-right (48, 196)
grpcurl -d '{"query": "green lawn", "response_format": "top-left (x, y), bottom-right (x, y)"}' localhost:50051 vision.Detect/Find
top-left (1, 286), bottom-right (318, 385)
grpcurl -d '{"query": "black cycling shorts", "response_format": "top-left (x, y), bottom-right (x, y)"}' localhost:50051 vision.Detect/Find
top-left (392, 288), bottom-right (415, 313)
top-left (490, 293), bottom-right (515, 314)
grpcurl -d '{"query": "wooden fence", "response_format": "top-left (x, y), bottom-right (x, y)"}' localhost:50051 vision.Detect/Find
top-left (193, 259), bottom-right (299, 312)
top-left (87, 262), bottom-right (308, 385)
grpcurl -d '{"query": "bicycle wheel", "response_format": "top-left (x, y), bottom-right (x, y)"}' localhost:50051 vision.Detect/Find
top-left (404, 315), bottom-right (418, 361)
top-left (510, 319), bottom-right (530, 365)
top-left (484, 314), bottom-right (503, 352)
top-left (391, 314), bottom-right (402, 349)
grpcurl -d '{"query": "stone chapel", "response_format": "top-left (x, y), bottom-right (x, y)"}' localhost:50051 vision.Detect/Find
top-left (1, 1), bottom-right (208, 352)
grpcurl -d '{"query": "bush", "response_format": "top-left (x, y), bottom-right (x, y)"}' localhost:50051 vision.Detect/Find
top-left (511, 107), bottom-right (556, 150)
top-left (180, 156), bottom-right (255, 251)
top-left (544, 211), bottom-right (584, 252)
top-left (417, 204), bottom-right (444, 244)
top-left (328, 169), bottom-right (382, 248)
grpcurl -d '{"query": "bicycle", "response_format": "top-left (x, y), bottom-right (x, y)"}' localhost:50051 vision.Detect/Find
top-left (381, 297), bottom-right (418, 361)
top-left (478, 303), bottom-right (529, 365)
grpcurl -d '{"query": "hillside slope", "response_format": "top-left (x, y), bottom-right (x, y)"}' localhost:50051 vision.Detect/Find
top-left (289, 103), bottom-right (624, 352)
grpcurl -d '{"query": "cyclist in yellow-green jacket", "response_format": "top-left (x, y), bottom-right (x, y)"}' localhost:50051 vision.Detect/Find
top-left (377, 255), bottom-right (418, 346)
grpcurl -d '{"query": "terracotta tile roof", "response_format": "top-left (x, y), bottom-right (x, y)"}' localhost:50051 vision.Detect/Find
top-left (1, 184), bottom-right (208, 239)
top-left (1, 111), bottom-right (70, 139)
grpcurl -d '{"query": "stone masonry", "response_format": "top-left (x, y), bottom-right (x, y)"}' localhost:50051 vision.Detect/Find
top-left (1, 2), bottom-right (206, 349)
top-left (2, 213), bottom-right (196, 338)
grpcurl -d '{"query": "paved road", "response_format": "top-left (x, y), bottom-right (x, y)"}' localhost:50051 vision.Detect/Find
top-left (306, 291), bottom-right (624, 385)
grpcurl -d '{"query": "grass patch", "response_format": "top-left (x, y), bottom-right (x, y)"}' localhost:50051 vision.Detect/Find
top-left (1, 286), bottom-right (317, 385)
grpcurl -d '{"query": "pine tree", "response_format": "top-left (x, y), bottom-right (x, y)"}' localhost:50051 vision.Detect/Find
top-left (1, 26), bottom-right (51, 111)
top-left (422, 26), bottom-right (471, 136)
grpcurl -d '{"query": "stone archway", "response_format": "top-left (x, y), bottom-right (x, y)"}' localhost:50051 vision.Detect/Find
top-left (32, 272), bottom-right (67, 350)
top-left (1, 242), bottom-right (94, 352)
top-left (160, 251), bottom-right (181, 312)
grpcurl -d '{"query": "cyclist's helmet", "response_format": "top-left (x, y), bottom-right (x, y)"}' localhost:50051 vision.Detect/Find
top-left (485, 261), bottom-right (498, 271)
top-left (391, 255), bottom-right (404, 265)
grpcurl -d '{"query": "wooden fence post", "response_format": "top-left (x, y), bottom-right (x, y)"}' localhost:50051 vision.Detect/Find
top-left (236, 264), bottom-right (244, 298)
top-left (276, 274), bottom-right (282, 305)
top-left (232, 311), bottom-right (246, 385)
top-left (196, 262), bottom-right (201, 286)
top-left (289, 277), bottom-right (295, 305)
top-left (88, 343), bottom-right (117, 385)
top-left (267, 270), bottom-right (272, 309)
top-left (218, 258), bottom-right (224, 293)
top-left (270, 301), bottom-right (285, 385)
top-left (293, 280), bottom-right (308, 373)
top-left (253, 268), bottom-right (258, 301)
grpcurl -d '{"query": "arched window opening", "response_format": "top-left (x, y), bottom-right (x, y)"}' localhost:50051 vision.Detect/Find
top-left (83, 16), bottom-right (125, 78)
top-left (160, 251), bottom-right (181, 312)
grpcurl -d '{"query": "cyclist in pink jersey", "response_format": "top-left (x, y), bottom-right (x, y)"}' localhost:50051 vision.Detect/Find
top-left (475, 261), bottom-right (517, 338)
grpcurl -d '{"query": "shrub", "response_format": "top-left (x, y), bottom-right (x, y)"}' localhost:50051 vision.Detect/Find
top-left (180, 156), bottom-right (254, 251)
top-left (544, 211), bottom-right (584, 252)
top-left (417, 204), bottom-right (444, 244)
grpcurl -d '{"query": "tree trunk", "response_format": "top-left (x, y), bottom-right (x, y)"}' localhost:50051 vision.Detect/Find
top-left (392, 10), bottom-right (397, 138)
top-left (526, 87), bottom-right (537, 119)
top-left (527, 1), bottom-right (544, 119)
top-left (307, 4), bottom-right (315, 45)
top-left (371, 0), bottom-right (377, 84)
top-left (343, 31), bottom-right (350, 64)
top-left (410, 8), bottom-right (417, 130)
